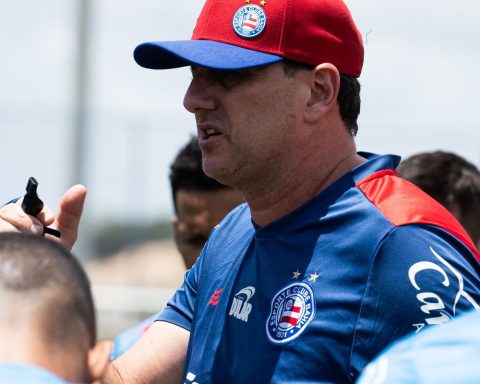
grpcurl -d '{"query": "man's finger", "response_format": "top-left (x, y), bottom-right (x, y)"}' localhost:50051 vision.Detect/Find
top-left (0, 203), bottom-right (44, 235)
top-left (52, 185), bottom-right (87, 250)
top-left (36, 205), bottom-right (55, 226)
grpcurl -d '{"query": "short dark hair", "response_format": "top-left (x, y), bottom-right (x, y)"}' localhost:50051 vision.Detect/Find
top-left (397, 151), bottom-right (480, 244)
top-left (0, 233), bottom-right (96, 348)
top-left (282, 60), bottom-right (361, 136)
top-left (170, 136), bottom-right (232, 210)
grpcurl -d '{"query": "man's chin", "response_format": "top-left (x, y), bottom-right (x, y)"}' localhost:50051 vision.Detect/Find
top-left (203, 164), bottom-right (233, 187)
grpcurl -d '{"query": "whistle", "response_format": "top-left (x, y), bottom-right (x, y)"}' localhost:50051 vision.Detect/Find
top-left (21, 177), bottom-right (61, 238)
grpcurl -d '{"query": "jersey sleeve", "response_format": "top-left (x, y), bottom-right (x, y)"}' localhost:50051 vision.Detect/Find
top-left (350, 224), bottom-right (480, 379)
top-left (156, 241), bottom-right (209, 331)
top-left (157, 204), bottom-right (253, 332)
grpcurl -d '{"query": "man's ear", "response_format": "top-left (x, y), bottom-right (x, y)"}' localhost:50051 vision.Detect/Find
top-left (171, 215), bottom-right (182, 249)
top-left (304, 63), bottom-right (340, 123)
top-left (87, 339), bottom-right (113, 383)
top-left (171, 215), bottom-right (180, 232)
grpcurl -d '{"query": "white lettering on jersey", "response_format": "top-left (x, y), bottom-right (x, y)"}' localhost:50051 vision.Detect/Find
top-left (409, 246), bottom-right (479, 331)
top-left (229, 286), bottom-right (255, 322)
top-left (185, 372), bottom-right (199, 384)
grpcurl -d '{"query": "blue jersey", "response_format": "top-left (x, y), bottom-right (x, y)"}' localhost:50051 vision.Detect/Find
top-left (158, 153), bottom-right (480, 383)
top-left (0, 363), bottom-right (72, 384)
top-left (356, 309), bottom-right (480, 384)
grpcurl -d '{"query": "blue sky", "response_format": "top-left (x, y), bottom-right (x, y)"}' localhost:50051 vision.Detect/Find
top-left (1, 0), bottom-right (479, 252)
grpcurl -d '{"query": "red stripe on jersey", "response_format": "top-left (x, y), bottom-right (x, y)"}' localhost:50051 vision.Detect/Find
top-left (356, 170), bottom-right (480, 261)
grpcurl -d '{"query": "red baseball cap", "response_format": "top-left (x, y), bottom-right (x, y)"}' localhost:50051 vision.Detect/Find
top-left (134, 0), bottom-right (364, 77)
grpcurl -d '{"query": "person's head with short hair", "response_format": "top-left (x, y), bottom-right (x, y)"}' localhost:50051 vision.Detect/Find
top-left (397, 151), bottom-right (480, 249)
top-left (170, 137), bottom-right (244, 268)
top-left (0, 232), bottom-right (112, 383)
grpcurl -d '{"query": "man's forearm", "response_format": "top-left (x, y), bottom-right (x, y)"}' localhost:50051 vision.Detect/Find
top-left (104, 321), bottom-right (189, 384)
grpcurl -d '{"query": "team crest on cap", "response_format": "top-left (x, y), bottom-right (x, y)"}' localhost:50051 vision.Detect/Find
top-left (232, 5), bottom-right (267, 38)
top-left (266, 282), bottom-right (315, 344)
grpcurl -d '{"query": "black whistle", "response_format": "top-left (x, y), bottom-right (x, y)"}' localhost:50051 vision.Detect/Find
top-left (22, 177), bottom-right (43, 216)
top-left (21, 177), bottom-right (61, 238)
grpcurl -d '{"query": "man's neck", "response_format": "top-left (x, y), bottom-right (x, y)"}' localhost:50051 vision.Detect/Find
top-left (245, 152), bottom-right (366, 227)
top-left (0, 328), bottom-right (86, 383)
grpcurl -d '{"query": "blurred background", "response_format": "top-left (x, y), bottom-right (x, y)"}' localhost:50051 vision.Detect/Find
top-left (1, 0), bottom-right (479, 338)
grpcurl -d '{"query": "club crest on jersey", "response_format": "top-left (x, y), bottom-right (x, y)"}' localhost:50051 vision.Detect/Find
top-left (266, 282), bottom-right (315, 344)
top-left (232, 5), bottom-right (267, 38)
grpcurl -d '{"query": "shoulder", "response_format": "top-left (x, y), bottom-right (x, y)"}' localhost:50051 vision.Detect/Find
top-left (212, 202), bottom-right (252, 232)
top-left (187, 202), bottom-right (254, 278)
top-left (356, 170), bottom-right (479, 260)
top-left (205, 203), bottom-right (254, 254)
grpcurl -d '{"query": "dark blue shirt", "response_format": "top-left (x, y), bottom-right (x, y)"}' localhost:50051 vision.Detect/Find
top-left (159, 153), bottom-right (480, 383)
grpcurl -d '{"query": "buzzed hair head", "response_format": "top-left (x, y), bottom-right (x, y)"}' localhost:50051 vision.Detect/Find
top-left (0, 233), bottom-right (96, 350)
top-left (397, 151), bottom-right (480, 245)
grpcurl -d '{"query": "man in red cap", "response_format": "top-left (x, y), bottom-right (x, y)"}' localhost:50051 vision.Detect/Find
top-left (2, 0), bottom-right (480, 383)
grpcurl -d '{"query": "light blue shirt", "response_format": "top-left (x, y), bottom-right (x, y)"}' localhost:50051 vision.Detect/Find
top-left (0, 363), bottom-right (76, 383)
top-left (356, 310), bottom-right (480, 384)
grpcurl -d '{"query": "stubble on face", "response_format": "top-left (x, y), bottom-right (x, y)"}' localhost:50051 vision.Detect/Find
top-left (197, 63), bottom-right (303, 195)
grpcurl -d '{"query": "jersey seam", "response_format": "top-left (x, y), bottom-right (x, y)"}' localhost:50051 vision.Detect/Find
top-left (348, 224), bottom-right (397, 381)
top-left (348, 185), bottom-right (398, 380)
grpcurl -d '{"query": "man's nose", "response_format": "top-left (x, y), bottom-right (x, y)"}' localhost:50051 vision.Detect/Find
top-left (183, 74), bottom-right (217, 113)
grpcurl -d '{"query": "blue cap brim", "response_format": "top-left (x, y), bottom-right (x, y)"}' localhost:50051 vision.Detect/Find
top-left (133, 40), bottom-right (283, 70)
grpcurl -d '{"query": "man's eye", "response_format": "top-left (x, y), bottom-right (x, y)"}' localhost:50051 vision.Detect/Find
top-left (215, 71), bottom-right (246, 88)
top-left (190, 66), bottom-right (260, 89)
